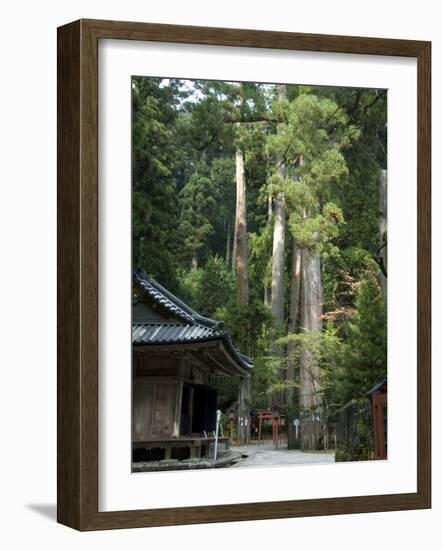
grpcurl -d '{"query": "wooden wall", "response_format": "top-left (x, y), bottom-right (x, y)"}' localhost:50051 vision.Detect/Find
top-left (133, 377), bottom-right (181, 439)
top-left (132, 351), bottom-right (219, 441)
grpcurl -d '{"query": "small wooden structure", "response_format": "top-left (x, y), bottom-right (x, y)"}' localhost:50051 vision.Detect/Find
top-left (368, 377), bottom-right (387, 459)
top-left (254, 409), bottom-right (287, 447)
top-left (132, 269), bottom-right (253, 464)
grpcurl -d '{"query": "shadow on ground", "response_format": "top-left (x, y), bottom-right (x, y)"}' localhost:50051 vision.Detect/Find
top-left (26, 504), bottom-right (57, 521)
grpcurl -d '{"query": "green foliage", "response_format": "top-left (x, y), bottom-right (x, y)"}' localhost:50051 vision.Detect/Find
top-left (335, 274), bottom-right (387, 403)
top-left (248, 223), bottom-right (273, 294)
top-left (321, 246), bottom-right (378, 323)
top-left (132, 77), bottom-right (183, 289)
top-left (335, 445), bottom-right (374, 462)
top-left (132, 78), bottom-right (388, 419)
top-left (339, 141), bottom-right (381, 253)
top-left (266, 93), bottom-right (359, 261)
top-left (267, 94), bottom-right (359, 182)
top-left (178, 255), bottom-right (235, 317)
top-left (287, 200), bottom-right (344, 254)
top-left (215, 299), bottom-right (274, 359)
top-left (274, 271), bottom-right (386, 411)
top-left (277, 322), bottom-right (347, 410)
top-left (213, 299), bottom-right (275, 408)
top-left (178, 171), bottom-right (218, 267)
top-left (207, 157), bottom-right (236, 257)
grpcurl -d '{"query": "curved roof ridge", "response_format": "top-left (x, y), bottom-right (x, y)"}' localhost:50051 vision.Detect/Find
top-left (134, 268), bottom-right (224, 329)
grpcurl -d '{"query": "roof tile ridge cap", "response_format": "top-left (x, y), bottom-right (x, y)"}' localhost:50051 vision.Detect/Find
top-left (134, 270), bottom-right (194, 321)
top-left (135, 270), bottom-right (224, 329)
top-left (192, 313), bottom-right (225, 331)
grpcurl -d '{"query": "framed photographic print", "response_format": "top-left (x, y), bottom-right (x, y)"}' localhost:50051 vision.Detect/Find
top-left (57, 19), bottom-right (431, 530)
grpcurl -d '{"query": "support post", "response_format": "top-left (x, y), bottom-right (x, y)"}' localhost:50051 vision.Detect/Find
top-left (214, 410), bottom-right (222, 461)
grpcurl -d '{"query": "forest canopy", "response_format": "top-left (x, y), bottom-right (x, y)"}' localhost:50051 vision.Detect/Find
top-left (132, 77), bottom-right (387, 440)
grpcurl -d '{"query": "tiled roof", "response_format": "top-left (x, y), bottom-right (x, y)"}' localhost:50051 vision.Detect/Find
top-left (134, 269), bottom-right (224, 329)
top-left (135, 275), bottom-right (195, 323)
top-left (133, 269), bottom-right (253, 371)
top-left (132, 322), bottom-right (223, 345)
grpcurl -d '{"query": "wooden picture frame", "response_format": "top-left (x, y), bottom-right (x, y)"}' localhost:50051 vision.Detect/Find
top-left (57, 18), bottom-right (431, 531)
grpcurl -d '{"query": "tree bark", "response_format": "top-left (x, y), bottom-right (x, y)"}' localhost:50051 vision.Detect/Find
top-left (263, 192), bottom-right (273, 307)
top-left (191, 249), bottom-right (198, 271)
top-left (299, 247), bottom-right (323, 449)
top-left (269, 180), bottom-right (286, 406)
top-left (286, 239), bottom-right (302, 405)
top-left (270, 84), bottom-right (287, 323)
top-left (270, 85), bottom-right (287, 407)
top-left (235, 147), bottom-right (249, 304)
top-left (271, 192), bottom-right (286, 323)
top-left (300, 248), bottom-right (322, 407)
top-left (379, 169), bottom-right (387, 304)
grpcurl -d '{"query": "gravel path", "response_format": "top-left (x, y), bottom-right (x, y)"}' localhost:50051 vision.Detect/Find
top-left (231, 442), bottom-right (335, 467)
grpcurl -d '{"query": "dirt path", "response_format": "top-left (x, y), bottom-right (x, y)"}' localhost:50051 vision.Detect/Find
top-left (231, 442), bottom-right (335, 467)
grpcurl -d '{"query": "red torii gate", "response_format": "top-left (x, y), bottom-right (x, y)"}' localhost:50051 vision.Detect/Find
top-left (257, 410), bottom-right (285, 448)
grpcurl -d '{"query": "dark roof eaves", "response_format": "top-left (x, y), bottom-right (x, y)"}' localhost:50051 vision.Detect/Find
top-left (222, 333), bottom-right (254, 371)
top-left (132, 333), bottom-right (253, 372)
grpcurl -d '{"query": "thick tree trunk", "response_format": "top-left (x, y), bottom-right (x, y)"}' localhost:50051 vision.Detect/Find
top-left (271, 191), bottom-right (286, 324)
top-left (285, 156), bottom-right (304, 407)
top-left (270, 84), bottom-right (287, 406)
top-left (191, 249), bottom-right (198, 271)
top-left (235, 148), bottom-right (249, 304)
top-left (271, 193), bottom-right (286, 320)
top-left (270, 183), bottom-right (286, 406)
top-left (263, 192), bottom-right (273, 307)
top-left (300, 247), bottom-right (323, 449)
top-left (300, 248), bottom-right (322, 408)
top-left (286, 239), bottom-right (302, 405)
top-left (379, 169), bottom-right (387, 304)
top-left (288, 242), bottom-right (301, 330)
